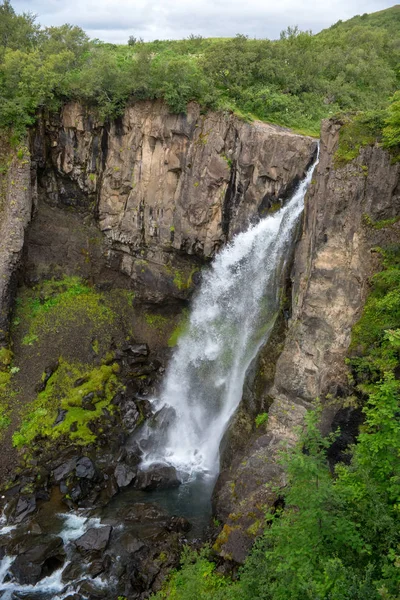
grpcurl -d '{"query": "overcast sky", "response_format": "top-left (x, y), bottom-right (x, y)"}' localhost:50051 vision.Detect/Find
top-left (11, 0), bottom-right (397, 43)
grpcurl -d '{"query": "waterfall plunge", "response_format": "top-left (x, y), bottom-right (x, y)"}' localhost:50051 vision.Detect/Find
top-left (142, 154), bottom-right (318, 477)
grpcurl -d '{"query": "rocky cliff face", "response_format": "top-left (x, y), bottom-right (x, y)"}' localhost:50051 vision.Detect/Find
top-left (33, 100), bottom-right (316, 302)
top-left (0, 141), bottom-right (33, 346)
top-left (0, 102), bottom-right (318, 597)
top-left (213, 119), bottom-right (400, 563)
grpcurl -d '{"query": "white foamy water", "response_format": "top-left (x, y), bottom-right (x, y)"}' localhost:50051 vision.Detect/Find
top-left (0, 512), bottom-right (107, 599)
top-left (142, 152), bottom-right (319, 476)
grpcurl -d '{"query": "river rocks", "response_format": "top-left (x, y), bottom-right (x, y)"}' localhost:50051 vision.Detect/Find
top-left (135, 464), bottom-right (181, 491)
top-left (114, 463), bottom-right (136, 488)
top-left (75, 526), bottom-right (112, 555)
top-left (9, 534), bottom-right (65, 585)
top-left (119, 502), bottom-right (169, 523)
top-left (123, 342), bottom-right (150, 358)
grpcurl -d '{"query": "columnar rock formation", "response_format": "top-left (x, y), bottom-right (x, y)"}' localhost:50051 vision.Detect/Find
top-left (34, 100), bottom-right (316, 301)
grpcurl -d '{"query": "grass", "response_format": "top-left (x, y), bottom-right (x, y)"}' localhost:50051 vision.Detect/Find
top-left (334, 111), bottom-right (385, 167)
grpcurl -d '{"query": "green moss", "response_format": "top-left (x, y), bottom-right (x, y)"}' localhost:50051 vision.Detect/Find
top-left (213, 524), bottom-right (238, 553)
top-left (221, 153), bottom-right (233, 168)
top-left (0, 406), bottom-right (11, 430)
top-left (12, 359), bottom-right (122, 449)
top-left (268, 201), bottom-right (281, 214)
top-left (14, 276), bottom-right (116, 345)
top-left (0, 347), bottom-right (13, 368)
top-left (165, 265), bottom-right (199, 291)
top-left (246, 519), bottom-right (262, 537)
top-left (0, 364), bottom-right (18, 436)
top-left (255, 412), bottom-right (269, 428)
top-left (144, 312), bottom-right (169, 331)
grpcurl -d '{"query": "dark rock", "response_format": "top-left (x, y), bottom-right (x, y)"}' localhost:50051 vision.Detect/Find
top-left (61, 560), bottom-right (85, 582)
top-left (82, 393), bottom-right (96, 411)
top-left (118, 532), bottom-right (145, 555)
top-left (35, 361), bottom-right (59, 393)
top-left (111, 391), bottom-right (124, 405)
top-left (114, 464), bottom-right (136, 488)
top-left (53, 458), bottom-right (78, 483)
top-left (123, 343), bottom-right (149, 357)
top-left (70, 421), bottom-right (78, 432)
top-left (134, 464), bottom-right (180, 491)
top-left (10, 535), bottom-right (64, 585)
top-left (75, 457), bottom-right (95, 480)
top-left (166, 516), bottom-right (192, 533)
top-left (119, 502), bottom-right (168, 523)
top-left (87, 558), bottom-right (106, 578)
top-left (54, 408), bottom-right (67, 425)
top-left (75, 526), bottom-right (112, 554)
top-left (74, 376), bottom-right (89, 387)
top-left (14, 495), bottom-right (36, 523)
top-left (120, 400), bottom-right (140, 430)
top-left (135, 398), bottom-right (152, 419)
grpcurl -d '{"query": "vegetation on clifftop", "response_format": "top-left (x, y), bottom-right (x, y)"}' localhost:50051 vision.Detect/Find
top-left (0, 1), bottom-right (400, 137)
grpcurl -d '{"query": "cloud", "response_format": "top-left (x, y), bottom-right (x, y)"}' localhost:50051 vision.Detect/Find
top-left (11, 0), bottom-right (397, 43)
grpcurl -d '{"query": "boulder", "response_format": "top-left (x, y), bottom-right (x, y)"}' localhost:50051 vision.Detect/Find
top-left (54, 408), bottom-right (67, 425)
top-left (134, 464), bottom-right (180, 491)
top-left (14, 495), bottom-right (36, 523)
top-left (10, 535), bottom-right (64, 585)
top-left (75, 457), bottom-right (95, 480)
top-left (75, 526), bottom-right (112, 554)
top-left (53, 457), bottom-right (78, 483)
top-left (114, 464), bottom-right (136, 489)
top-left (120, 399), bottom-right (140, 430)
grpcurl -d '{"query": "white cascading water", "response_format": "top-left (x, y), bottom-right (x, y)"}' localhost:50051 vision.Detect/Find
top-left (142, 152), bottom-right (318, 476)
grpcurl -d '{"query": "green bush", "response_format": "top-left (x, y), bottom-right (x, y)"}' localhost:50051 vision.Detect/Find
top-left (1, 2), bottom-right (400, 137)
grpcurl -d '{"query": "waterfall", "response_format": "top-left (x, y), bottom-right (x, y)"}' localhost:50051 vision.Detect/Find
top-left (142, 153), bottom-right (318, 477)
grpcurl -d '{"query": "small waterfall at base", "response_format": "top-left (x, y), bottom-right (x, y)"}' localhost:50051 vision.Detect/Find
top-left (141, 153), bottom-right (319, 478)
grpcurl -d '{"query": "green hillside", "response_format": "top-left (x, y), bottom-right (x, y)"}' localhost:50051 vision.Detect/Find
top-left (0, 1), bottom-right (399, 138)
top-left (326, 4), bottom-right (400, 36)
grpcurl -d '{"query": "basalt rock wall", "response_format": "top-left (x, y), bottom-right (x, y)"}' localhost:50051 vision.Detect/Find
top-left (31, 100), bottom-right (316, 302)
top-left (213, 119), bottom-right (400, 563)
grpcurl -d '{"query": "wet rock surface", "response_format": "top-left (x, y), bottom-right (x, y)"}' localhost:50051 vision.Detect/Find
top-left (0, 340), bottom-right (195, 598)
top-left (135, 464), bottom-right (181, 491)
